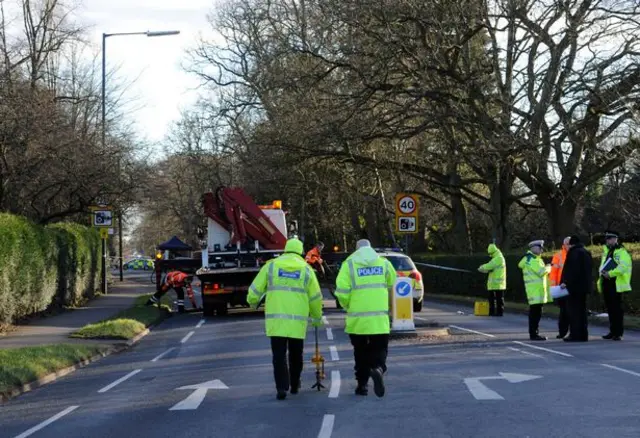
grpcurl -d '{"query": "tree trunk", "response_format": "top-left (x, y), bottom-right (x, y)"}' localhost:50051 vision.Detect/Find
top-left (538, 194), bottom-right (578, 245)
top-left (488, 162), bottom-right (515, 249)
top-left (446, 169), bottom-right (472, 254)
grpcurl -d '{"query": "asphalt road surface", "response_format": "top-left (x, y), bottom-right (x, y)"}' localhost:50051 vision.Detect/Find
top-left (2, 296), bottom-right (640, 438)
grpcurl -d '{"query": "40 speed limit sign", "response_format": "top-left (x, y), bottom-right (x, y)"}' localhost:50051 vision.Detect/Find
top-left (395, 193), bottom-right (419, 234)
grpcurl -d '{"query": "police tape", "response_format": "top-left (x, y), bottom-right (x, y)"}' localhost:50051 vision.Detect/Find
top-left (413, 262), bottom-right (476, 273)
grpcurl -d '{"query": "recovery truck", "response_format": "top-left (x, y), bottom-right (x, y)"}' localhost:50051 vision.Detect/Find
top-left (195, 187), bottom-right (291, 317)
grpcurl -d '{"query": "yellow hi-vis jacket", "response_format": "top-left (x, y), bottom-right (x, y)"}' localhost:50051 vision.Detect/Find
top-left (597, 245), bottom-right (632, 294)
top-left (478, 243), bottom-right (507, 290)
top-left (247, 240), bottom-right (323, 339)
top-left (335, 246), bottom-right (397, 335)
top-left (518, 251), bottom-right (552, 305)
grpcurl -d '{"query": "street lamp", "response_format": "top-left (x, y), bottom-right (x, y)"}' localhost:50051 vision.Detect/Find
top-left (101, 29), bottom-right (180, 291)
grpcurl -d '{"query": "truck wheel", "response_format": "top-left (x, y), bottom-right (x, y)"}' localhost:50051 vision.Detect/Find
top-left (216, 303), bottom-right (228, 316)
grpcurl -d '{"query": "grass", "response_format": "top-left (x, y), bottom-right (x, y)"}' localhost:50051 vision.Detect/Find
top-left (426, 293), bottom-right (640, 330)
top-left (0, 344), bottom-right (108, 396)
top-left (70, 294), bottom-right (172, 340)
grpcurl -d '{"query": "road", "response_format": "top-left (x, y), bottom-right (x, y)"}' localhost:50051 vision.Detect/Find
top-left (2, 295), bottom-right (640, 438)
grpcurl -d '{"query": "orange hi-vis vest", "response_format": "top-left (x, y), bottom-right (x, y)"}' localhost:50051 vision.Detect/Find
top-left (165, 271), bottom-right (190, 288)
top-left (305, 247), bottom-right (323, 265)
top-left (549, 248), bottom-right (567, 287)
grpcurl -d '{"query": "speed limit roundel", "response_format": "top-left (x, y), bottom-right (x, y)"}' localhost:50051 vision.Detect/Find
top-left (397, 196), bottom-right (417, 214)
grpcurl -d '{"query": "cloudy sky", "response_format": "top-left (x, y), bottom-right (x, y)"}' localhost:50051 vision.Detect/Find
top-left (77, 0), bottom-right (219, 144)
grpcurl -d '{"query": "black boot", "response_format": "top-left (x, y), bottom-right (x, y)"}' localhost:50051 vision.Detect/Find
top-left (290, 380), bottom-right (300, 394)
top-left (530, 335), bottom-right (547, 341)
top-left (370, 368), bottom-right (385, 398)
top-left (602, 333), bottom-right (614, 339)
top-left (178, 305), bottom-right (185, 314)
top-left (276, 391), bottom-right (287, 400)
top-left (355, 383), bottom-right (368, 396)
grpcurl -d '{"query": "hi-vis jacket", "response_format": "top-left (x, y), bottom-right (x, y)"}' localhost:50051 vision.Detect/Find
top-left (335, 247), bottom-right (396, 335)
top-left (478, 244), bottom-right (506, 290)
top-left (549, 247), bottom-right (568, 287)
top-left (247, 239), bottom-right (323, 339)
top-left (518, 251), bottom-right (552, 305)
top-left (597, 245), bottom-right (632, 294)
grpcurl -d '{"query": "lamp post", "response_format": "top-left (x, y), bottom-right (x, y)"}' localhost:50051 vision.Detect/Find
top-left (101, 30), bottom-right (180, 289)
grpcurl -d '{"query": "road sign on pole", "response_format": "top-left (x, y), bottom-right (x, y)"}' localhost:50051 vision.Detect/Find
top-left (395, 193), bottom-right (419, 234)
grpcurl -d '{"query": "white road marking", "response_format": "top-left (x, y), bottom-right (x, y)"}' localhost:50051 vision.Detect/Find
top-left (463, 377), bottom-right (504, 400)
top-left (512, 341), bottom-right (573, 357)
top-left (14, 406), bottom-right (79, 438)
top-left (449, 324), bottom-right (495, 338)
top-left (181, 331), bottom-right (195, 344)
top-left (318, 414), bottom-right (335, 438)
top-left (322, 316), bottom-right (329, 325)
top-left (329, 370), bottom-right (340, 398)
top-left (601, 363), bottom-right (640, 377)
top-left (507, 346), bottom-right (543, 358)
top-left (326, 328), bottom-right (334, 340)
top-left (151, 347), bottom-right (175, 362)
top-left (98, 369), bottom-right (142, 393)
top-left (329, 346), bottom-right (339, 361)
top-left (196, 319), bottom-right (205, 328)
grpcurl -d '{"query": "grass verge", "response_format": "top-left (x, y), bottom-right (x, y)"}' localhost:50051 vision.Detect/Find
top-left (70, 294), bottom-right (172, 340)
top-left (0, 344), bottom-right (108, 396)
top-left (426, 293), bottom-right (640, 330)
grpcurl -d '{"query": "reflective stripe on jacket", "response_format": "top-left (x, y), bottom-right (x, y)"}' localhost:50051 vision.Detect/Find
top-left (478, 244), bottom-right (506, 290)
top-left (518, 251), bottom-right (551, 305)
top-left (246, 253), bottom-right (323, 339)
top-left (597, 246), bottom-right (632, 294)
top-left (335, 247), bottom-right (397, 335)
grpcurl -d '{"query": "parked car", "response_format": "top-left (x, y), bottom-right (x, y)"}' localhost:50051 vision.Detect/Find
top-left (123, 258), bottom-right (154, 271)
top-left (376, 249), bottom-right (424, 312)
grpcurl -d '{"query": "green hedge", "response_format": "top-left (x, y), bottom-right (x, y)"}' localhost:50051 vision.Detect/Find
top-left (414, 245), bottom-right (640, 315)
top-left (0, 214), bottom-right (102, 326)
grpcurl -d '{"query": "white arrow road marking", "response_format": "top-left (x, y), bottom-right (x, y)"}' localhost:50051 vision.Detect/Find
top-left (329, 346), bottom-right (339, 361)
top-left (98, 369), bottom-right (142, 393)
top-left (13, 406), bottom-right (79, 438)
top-left (169, 380), bottom-right (229, 410)
top-left (318, 414), bottom-right (335, 438)
top-left (464, 372), bottom-right (542, 400)
top-left (329, 371), bottom-right (340, 398)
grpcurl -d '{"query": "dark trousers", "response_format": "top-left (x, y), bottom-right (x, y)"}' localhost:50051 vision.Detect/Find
top-left (488, 290), bottom-right (505, 316)
top-left (150, 287), bottom-right (185, 308)
top-left (567, 293), bottom-right (588, 340)
top-left (270, 337), bottom-right (304, 392)
top-left (556, 297), bottom-right (570, 337)
top-left (603, 289), bottom-right (625, 337)
top-left (349, 334), bottom-right (389, 385)
top-left (528, 304), bottom-right (543, 337)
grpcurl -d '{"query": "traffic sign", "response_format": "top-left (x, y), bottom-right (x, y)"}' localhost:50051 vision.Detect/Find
top-left (99, 228), bottom-right (109, 239)
top-left (93, 210), bottom-right (113, 227)
top-left (391, 277), bottom-right (415, 332)
top-left (394, 193), bottom-right (419, 234)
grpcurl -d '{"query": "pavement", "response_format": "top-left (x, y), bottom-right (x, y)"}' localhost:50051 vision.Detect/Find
top-left (2, 293), bottom-right (640, 437)
top-left (0, 271), bottom-right (156, 348)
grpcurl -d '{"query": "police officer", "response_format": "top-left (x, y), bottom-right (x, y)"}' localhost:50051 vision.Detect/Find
top-left (145, 270), bottom-right (198, 313)
top-left (247, 238), bottom-right (323, 400)
top-left (335, 239), bottom-right (396, 398)
top-left (478, 243), bottom-right (506, 316)
top-left (518, 240), bottom-right (552, 340)
top-left (598, 231), bottom-right (632, 341)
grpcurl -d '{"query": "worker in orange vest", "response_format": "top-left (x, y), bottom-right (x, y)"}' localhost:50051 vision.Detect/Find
top-left (146, 271), bottom-right (199, 313)
top-left (305, 242), bottom-right (325, 276)
top-left (550, 237), bottom-right (571, 339)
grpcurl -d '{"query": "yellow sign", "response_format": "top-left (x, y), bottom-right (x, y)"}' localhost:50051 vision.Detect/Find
top-left (99, 228), bottom-right (109, 239)
top-left (391, 278), bottom-right (415, 331)
top-left (395, 193), bottom-right (419, 234)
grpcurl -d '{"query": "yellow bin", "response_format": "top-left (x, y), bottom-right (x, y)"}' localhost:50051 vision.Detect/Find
top-left (474, 300), bottom-right (490, 316)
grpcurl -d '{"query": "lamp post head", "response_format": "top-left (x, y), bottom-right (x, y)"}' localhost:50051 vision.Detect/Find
top-left (146, 30), bottom-right (180, 37)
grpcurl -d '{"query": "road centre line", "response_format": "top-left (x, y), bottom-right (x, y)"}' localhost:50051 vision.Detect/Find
top-left (329, 346), bottom-right (339, 361)
top-left (329, 371), bottom-right (341, 398)
top-left (326, 328), bottom-right (334, 340)
top-left (512, 341), bottom-right (573, 357)
top-left (448, 325), bottom-right (496, 338)
top-left (507, 346), bottom-right (543, 358)
top-left (13, 405), bottom-right (79, 438)
top-left (601, 363), bottom-right (640, 377)
top-left (181, 331), bottom-right (195, 344)
top-left (98, 369), bottom-right (142, 393)
top-left (318, 414), bottom-right (335, 438)
top-left (196, 319), bottom-right (205, 328)
top-left (151, 347), bottom-right (175, 362)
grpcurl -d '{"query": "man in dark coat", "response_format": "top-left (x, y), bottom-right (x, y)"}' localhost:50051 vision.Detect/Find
top-left (560, 235), bottom-right (593, 342)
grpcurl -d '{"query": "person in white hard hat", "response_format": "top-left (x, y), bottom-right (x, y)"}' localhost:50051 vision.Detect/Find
top-left (518, 240), bottom-right (552, 340)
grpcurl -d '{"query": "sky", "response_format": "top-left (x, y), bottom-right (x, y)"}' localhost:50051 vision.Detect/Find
top-left (77, 0), bottom-right (219, 145)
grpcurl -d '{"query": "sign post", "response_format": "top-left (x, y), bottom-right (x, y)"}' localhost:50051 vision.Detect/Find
top-left (90, 205), bottom-right (113, 295)
top-left (391, 277), bottom-right (415, 332)
top-left (395, 193), bottom-right (419, 253)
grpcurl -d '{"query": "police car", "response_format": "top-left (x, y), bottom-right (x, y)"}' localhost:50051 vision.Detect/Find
top-left (375, 248), bottom-right (424, 312)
